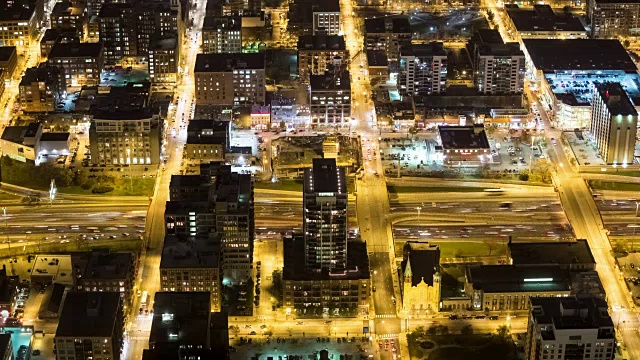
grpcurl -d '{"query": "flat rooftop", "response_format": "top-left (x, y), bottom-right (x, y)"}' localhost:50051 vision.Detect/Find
top-left (310, 73), bottom-right (350, 91)
top-left (49, 42), bottom-right (103, 59)
top-left (40, 132), bottom-right (70, 142)
top-left (531, 296), bottom-right (614, 331)
top-left (52, 1), bottom-right (85, 16)
top-left (506, 5), bottom-right (585, 32)
top-left (595, 82), bottom-right (638, 116)
top-left (0, 46), bottom-right (16, 62)
top-left (467, 264), bottom-right (571, 293)
top-left (82, 251), bottom-right (133, 280)
top-left (508, 239), bottom-right (596, 266)
top-left (364, 16), bottom-right (411, 34)
top-left (523, 39), bottom-right (636, 72)
top-left (195, 53), bottom-right (265, 72)
top-left (282, 235), bottom-right (370, 281)
top-left (149, 292), bottom-right (212, 346)
top-left (305, 158), bottom-right (346, 194)
top-left (160, 236), bottom-right (219, 269)
top-left (367, 50), bottom-right (388, 67)
top-left (31, 255), bottom-right (74, 285)
top-left (400, 42), bottom-right (447, 58)
top-left (438, 125), bottom-right (490, 150)
top-left (56, 291), bottom-right (121, 338)
top-left (297, 35), bottom-right (346, 51)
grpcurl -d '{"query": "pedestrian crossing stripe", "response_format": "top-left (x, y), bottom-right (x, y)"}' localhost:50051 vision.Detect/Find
top-left (620, 327), bottom-right (639, 331)
top-left (376, 314), bottom-right (396, 318)
top-left (378, 334), bottom-right (398, 339)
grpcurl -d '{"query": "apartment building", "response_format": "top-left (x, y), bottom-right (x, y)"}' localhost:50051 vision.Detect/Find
top-left (590, 82), bottom-right (638, 166)
top-left (312, 0), bottom-right (340, 35)
top-left (0, 6), bottom-right (38, 54)
top-left (76, 250), bottom-right (136, 307)
top-left (149, 38), bottom-right (178, 86)
top-left (364, 16), bottom-right (412, 62)
top-left (19, 63), bottom-right (66, 112)
top-left (309, 72), bottom-right (351, 125)
top-left (48, 42), bottom-right (104, 89)
top-left (398, 42), bottom-right (447, 96)
top-left (468, 30), bottom-right (525, 94)
top-left (297, 34), bottom-right (348, 83)
top-left (55, 292), bottom-right (124, 360)
top-left (194, 53), bottom-right (265, 106)
top-left (0, 46), bottom-right (17, 81)
top-left (184, 119), bottom-right (229, 167)
top-left (588, 0), bottom-right (640, 38)
top-left (51, 1), bottom-right (87, 39)
top-left (160, 236), bottom-right (221, 311)
top-left (97, 3), bottom-right (137, 64)
top-left (525, 296), bottom-right (615, 360)
top-left (202, 16), bottom-right (242, 54)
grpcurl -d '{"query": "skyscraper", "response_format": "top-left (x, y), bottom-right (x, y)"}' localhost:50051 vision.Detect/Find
top-left (303, 158), bottom-right (347, 274)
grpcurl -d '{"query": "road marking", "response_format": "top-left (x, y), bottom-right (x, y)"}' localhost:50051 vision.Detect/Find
top-left (376, 314), bottom-right (396, 318)
top-left (378, 333), bottom-right (398, 338)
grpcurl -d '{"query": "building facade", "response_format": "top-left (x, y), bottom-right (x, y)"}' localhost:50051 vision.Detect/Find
top-left (589, 0), bottom-right (640, 38)
top-left (0, 46), bottom-right (17, 81)
top-left (0, 7), bottom-right (38, 53)
top-left (312, 1), bottom-right (339, 35)
top-left (76, 251), bottom-right (136, 308)
top-left (364, 16), bottom-right (412, 62)
top-left (525, 296), bottom-right (615, 360)
top-left (194, 53), bottom-right (266, 106)
top-left (400, 242), bottom-right (441, 316)
top-left (148, 38), bottom-right (178, 86)
top-left (399, 43), bottom-right (447, 96)
top-left (51, 1), bottom-right (87, 39)
top-left (202, 16), bottom-right (242, 54)
top-left (468, 30), bottom-right (525, 94)
top-left (590, 82), bottom-right (638, 166)
top-left (19, 64), bottom-right (66, 113)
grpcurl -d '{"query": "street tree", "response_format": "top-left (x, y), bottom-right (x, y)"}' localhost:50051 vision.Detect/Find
top-left (496, 324), bottom-right (511, 339)
top-left (229, 325), bottom-right (240, 338)
top-left (461, 324), bottom-right (473, 335)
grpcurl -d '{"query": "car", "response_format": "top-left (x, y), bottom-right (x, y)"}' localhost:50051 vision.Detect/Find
top-left (249, 331), bottom-right (257, 335)
top-left (372, 286), bottom-right (376, 292)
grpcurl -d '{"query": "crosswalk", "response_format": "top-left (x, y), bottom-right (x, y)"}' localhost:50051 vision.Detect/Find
top-left (378, 333), bottom-right (398, 339)
top-left (375, 314), bottom-right (396, 319)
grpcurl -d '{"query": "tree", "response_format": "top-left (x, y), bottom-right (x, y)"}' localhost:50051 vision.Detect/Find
top-left (529, 158), bottom-right (553, 183)
top-left (229, 325), bottom-right (240, 338)
top-left (496, 324), bottom-right (511, 339)
top-left (73, 235), bottom-right (88, 251)
top-left (486, 240), bottom-right (500, 256)
top-left (623, 39), bottom-right (631, 48)
top-left (487, 10), bottom-right (495, 22)
top-left (520, 130), bottom-right (531, 145)
top-left (426, 325), bottom-right (438, 336)
top-left (461, 324), bottom-right (473, 335)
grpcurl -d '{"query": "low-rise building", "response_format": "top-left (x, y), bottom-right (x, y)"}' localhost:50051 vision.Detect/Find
top-left (507, 239), bottom-right (596, 272)
top-left (310, 72), bottom-right (351, 125)
top-left (202, 16), bottom-right (242, 54)
top-left (312, 0), bottom-right (340, 35)
top-left (250, 104), bottom-right (270, 129)
top-left (0, 46), bottom-right (17, 81)
top-left (149, 38), bottom-right (178, 87)
top-left (184, 119), bottom-right (229, 168)
top-left (505, 5), bottom-right (587, 42)
top-left (51, 1), bottom-right (87, 39)
top-left (159, 236), bottom-right (221, 311)
top-left (1, 122), bottom-right (43, 163)
top-left (399, 242), bottom-right (441, 316)
top-left (19, 64), bottom-right (66, 113)
top-left (282, 235), bottom-right (370, 317)
top-left (144, 292), bottom-right (228, 359)
top-left (48, 42), bottom-right (104, 90)
top-left (76, 250), bottom-right (136, 307)
top-left (366, 50), bottom-right (389, 86)
top-left (55, 291), bottom-right (124, 360)
top-left (465, 265), bottom-right (571, 312)
top-left (0, 7), bottom-right (38, 54)
top-left (364, 16), bottom-right (411, 62)
top-left (525, 296), bottom-right (615, 360)
top-left (297, 35), bottom-right (348, 83)
top-left (437, 125), bottom-right (491, 166)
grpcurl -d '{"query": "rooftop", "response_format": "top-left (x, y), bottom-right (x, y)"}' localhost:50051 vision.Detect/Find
top-left (195, 53), bottom-right (265, 72)
top-left (466, 264), bottom-right (571, 293)
top-left (297, 35), bottom-right (346, 51)
top-left (506, 5), bottom-right (585, 32)
top-left (56, 291), bottom-right (122, 338)
top-left (31, 254), bottom-right (75, 285)
top-left (305, 158), bottom-right (346, 194)
top-left (310, 73), bottom-right (351, 91)
top-left (402, 242), bottom-right (440, 287)
top-left (149, 292), bottom-right (212, 347)
top-left (530, 296), bottom-right (614, 334)
top-left (508, 240), bottom-right (596, 267)
top-left (282, 235), bottom-right (370, 281)
top-left (313, 0), bottom-right (340, 13)
top-left (52, 1), bottom-right (85, 16)
top-left (48, 42), bottom-right (103, 59)
top-left (40, 132), bottom-right (70, 142)
top-left (595, 82), bottom-right (638, 116)
top-left (0, 6), bottom-right (34, 22)
top-left (150, 37), bottom-right (177, 51)
top-left (186, 119), bottom-right (229, 145)
top-left (400, 42), bottom-right (447, 58)
top-left (438, 125), bottom-right (490, 150)
top-left (0, 46), bottom-right (16, 62)
top-left (170, 174), bottom-right (210, 189)
top-left (366, 50), bottom-right (388, 67)
top-left (203, 15), bottom-right (242, 31)
top-left (160, 236), bottom-right (220, 269)
top-left (364, 16), bottom-right (411, 34)
top-left (19, 64), bottom-right (63, 86)
top-left (81, 250), bottom-right (133, 280)
top-left (523, 39), bottom-right (636, 72)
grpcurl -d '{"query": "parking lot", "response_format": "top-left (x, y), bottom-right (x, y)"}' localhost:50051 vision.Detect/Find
top-left (230, 336), bottom-right (376, 360)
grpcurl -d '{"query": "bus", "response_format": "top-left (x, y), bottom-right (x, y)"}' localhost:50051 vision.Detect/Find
top-left (140, 291), bottom-right (148, 313)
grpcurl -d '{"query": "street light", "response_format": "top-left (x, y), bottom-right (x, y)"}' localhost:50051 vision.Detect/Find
top-left (416, 206), bottom-right (422, 218)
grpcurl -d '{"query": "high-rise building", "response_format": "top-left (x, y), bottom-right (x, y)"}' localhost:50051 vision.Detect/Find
top-left (364, 16), bottom-right (412, 62)
top-left (588, 0), bottom-right (640, 38)
top-left (97, 3), bottom-right (137, 64)
top-left (48, 42), bottom-right (104, 89)
top-left (312, 0), bottom-right (340, 35)
top-left (468, 30), bottom-right (525, 94)
top-left (297, 35), bottom-right (348, 83)
top-left (525, 296), bottom-right (615, 360)
top-left (202, 16), bottom-right (242, 54)
top-left (590, 82), bottom-right (638, 166)
top-left (309, 72), bottom-right (351, 125)
top-left (398, 42), bottom-right (447, 96)
top-left (194, 53), bottom-right (266, 106)
top-left (213, 165), bottom-right (254, 284)
top-left (19, 63), bottom-right (66, 113)
top-left (303, 158), bottom-right (348, 273)
top-left (54, 292), bottom-right (124, 360)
